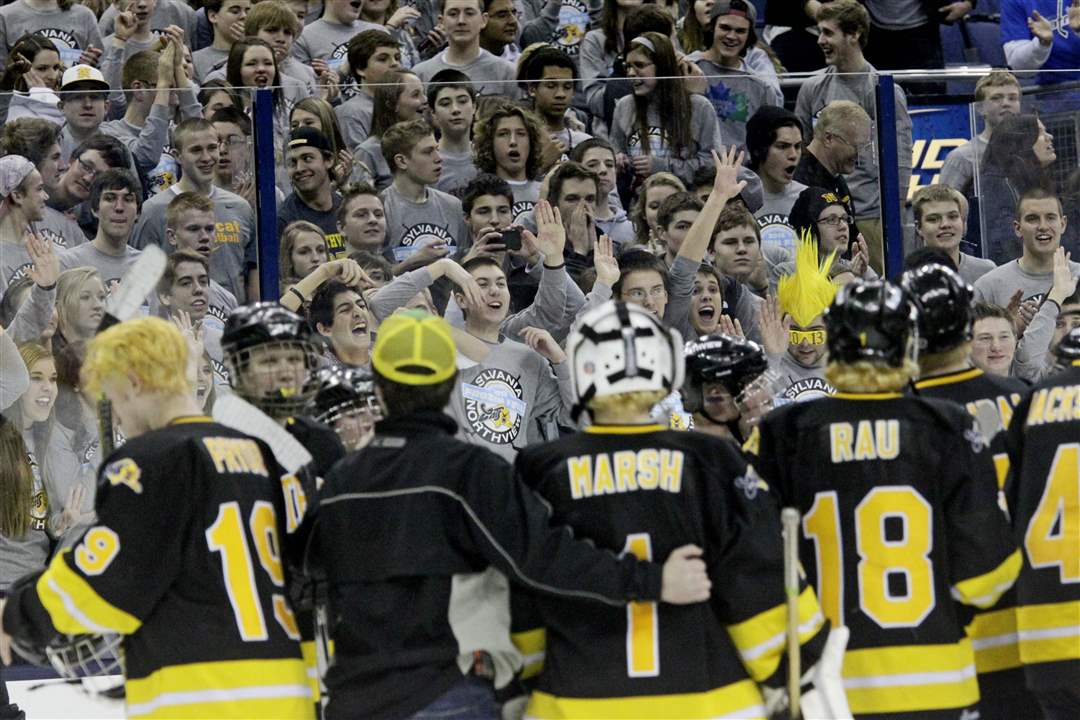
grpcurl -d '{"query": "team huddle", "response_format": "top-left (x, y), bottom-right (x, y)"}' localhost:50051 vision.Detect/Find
top-left (0, 242), bottom-right (1077, 720)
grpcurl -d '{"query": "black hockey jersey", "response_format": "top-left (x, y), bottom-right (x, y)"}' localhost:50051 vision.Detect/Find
top-left (514, 424), bottom-right (827, 719)
top-left (2, 417), bottom-right (313, 719)
top-left (747, 393), bottom-right (1021, 717)
top-left (1004, 362), bottom-right (1080, 692)
top-left (911, 366), bottom-right (1032, 713)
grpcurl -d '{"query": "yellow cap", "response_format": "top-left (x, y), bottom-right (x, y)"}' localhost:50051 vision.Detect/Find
top-left (372, 310), bottom-right (457, 385)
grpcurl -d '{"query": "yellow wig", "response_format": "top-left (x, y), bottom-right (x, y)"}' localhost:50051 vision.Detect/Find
top-left (777, 231), bottom-right (839, 327)
top-left (82, 316), bottom-right (191, 396)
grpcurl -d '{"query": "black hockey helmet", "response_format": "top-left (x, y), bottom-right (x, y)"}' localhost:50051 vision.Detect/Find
top-left (682, 333), bottom-right (768, 413)
top-left (221, 302), bottom-right (320, 417)
top-left (313, 366), bottom-right (381, 449)
top-left (825, 279), bottom-right (919, 367)
top-left (900, 263), bottom-right (973, 354)
top-left (1054, 326), bottom-right (1080, 365)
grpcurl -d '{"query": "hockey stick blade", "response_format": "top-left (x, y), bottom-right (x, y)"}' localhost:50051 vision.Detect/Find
top-left (213, 393), bottom-right (314, 474)
top-left (96, 245), bottom-right (167, 333)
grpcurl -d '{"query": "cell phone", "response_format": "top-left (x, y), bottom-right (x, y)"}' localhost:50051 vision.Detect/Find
top-left (500, 228), bottom-right (521, 251)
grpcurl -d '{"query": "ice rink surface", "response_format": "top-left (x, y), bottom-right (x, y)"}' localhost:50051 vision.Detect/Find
top-left (9, 678), bottom-right (125, 719)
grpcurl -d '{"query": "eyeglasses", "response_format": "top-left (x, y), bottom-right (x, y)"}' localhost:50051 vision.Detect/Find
top-left (789, 329), bottom-right (825, 346)
top-left (76, 158), bottom-right (99, 178)
top-left (817, 213), bottom-right (853, 227)
top-left (830, 132), bottom-right (873, 153)
top-left (624, 286), bottom-right (666, 302)
top-left (626, 60), bottom-right (655, 72)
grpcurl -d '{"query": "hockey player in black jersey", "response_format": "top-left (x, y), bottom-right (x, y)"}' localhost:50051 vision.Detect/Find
top-left (219, 303), bottom-right (346, 707)
top-left (902, 263), bottom-right (1037, 720)
top-left (0, 317), bottom-right (313, 719)
top-left (747, 279), bottom-right (1023, 719)
top-left (312, 310), bottom-right (713, 720)
top-left (1003, 326), bottom-right (1080, 720)
top-left (513, 300), bottom-right (851, 719)
top-left (682, 333), bottom-right (778, 444)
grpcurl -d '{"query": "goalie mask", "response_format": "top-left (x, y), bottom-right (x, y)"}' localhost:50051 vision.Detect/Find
top-left (222, 302), bottom-right (320, 418)
top-left (313, 366), bottom-right (381, 450)
top-left (566, 301), bottom-right (684, 421)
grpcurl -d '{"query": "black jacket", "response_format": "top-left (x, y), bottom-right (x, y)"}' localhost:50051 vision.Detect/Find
top-left (314, 411), bottom-right (664, 719)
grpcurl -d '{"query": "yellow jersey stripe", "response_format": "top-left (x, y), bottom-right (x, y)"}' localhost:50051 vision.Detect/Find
top-left (584, 424), bottom-right (668, 435)
top-left (842, 640), bottom-right (979, 714)
top-left (1016, 601), bottom-right (1080, 665)
top-left (968, 607), bottom-right (1022, 673)
top-left (950, 550), bottom-right (1022, 608)
top-left (299, 640), bottom-right (321, 703)
top-left (525, 678), bottom-right (765, 719)
top-left (512, 628), bottom-right (547, 680)
top-left (125, 658), bottom-right (312, 718)
top-left (36, 551), bottom-right (141, 636)
top-left (913, 368), bottom-right (983, 389)
top-left (727, 587), bottom-right (823, 682)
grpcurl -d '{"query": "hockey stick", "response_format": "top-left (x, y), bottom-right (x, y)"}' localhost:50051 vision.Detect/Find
top-left (781, 507), bottom-right (802, 720)
top-left (94, 246), bottom-right (168, 457)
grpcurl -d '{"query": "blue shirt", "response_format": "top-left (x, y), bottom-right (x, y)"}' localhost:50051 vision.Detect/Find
top-left (1002, 0), bottom-right (1080, 84)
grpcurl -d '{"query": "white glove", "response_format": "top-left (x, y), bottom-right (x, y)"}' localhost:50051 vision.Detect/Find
top-left (801, 627), bottom-right (853, 720)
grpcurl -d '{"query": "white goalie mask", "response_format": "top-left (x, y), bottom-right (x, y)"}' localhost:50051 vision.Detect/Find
top-left (566, 301), bottom-right (685, 421)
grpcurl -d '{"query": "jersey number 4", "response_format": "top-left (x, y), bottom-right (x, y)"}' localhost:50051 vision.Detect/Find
top-left (1024, 444), bottom-right (1080, 583)
top-left (206, 501), bottom-right (300, 642)
top-left (804, 486), bottom-right (936, 628)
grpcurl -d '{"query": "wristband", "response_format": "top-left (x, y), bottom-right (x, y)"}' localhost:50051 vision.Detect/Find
top-left (543, 261), bottom-right (566, 270)
top-left (36, 281), bottom-right (56, 291)
top-left (288, 287), bottom-right (306, 304)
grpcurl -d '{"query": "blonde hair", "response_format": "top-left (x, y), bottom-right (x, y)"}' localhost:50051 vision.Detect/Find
top-left (588, 390), bottom-right (668, 419)
top-left (56, 266), bottom-right (103, 343)
top-left (814, 100), bottom-right (871, 141)
top-left (778, 232), bottom-right (838, 327)
top-left (279, 220), bottom-right (328, 292)
top-left (974, 70), bottom-right (1020, 101)
top-left (13, 343), bottom-right (56, 522)
top-left (826, 360), bottom-right (918, 393)
top-left (912, 184), bottom-right (964, 224)
top-left (632, 172), bottom-right (686, 241)
top-left (918, 344), bottom-right (971, 376)
top-left (82, 317), bottom-right (191, 397)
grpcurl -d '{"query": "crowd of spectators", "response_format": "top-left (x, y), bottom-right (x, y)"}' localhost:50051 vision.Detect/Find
top-left (1, 2), bottom-right (1080, 703)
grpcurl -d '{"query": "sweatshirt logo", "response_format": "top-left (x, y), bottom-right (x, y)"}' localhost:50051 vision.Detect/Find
top-left (511, 200), bottom-right (534, 225)
top-left (782, 377), bottom-right (834, 403)
top-left (37, 227), bottom-right (71, 249)
top-left (627, 127), bottom-right (664, 157)
top-left (39, 30), bottom-right (81, 66)
top-left (705, 81), bottom-right (751, 123)
top-left (555, 0), bottom-right (589, 55)
top-left (394, 223), bottom-right (456, 261)
top-left (757, 213), bottom-right (797, 253)
top-left (462, 368), bottom-right (526, 445)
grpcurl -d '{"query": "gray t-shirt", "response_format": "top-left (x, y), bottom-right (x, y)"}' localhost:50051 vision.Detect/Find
top-left (192, 45), bottom-right (229, 83)
top-left (37, 206), bottom-right (88, 250)
top-left (939, 135), bottom-right (988, 196)
top-left (291, 17), bottom-right (384, 72)
top-left (353, 135), bottom-right (392, 191)
top-left (768, 351), bottom-right (835, 403)
top-left (756, 180), bottom-right (807, 255)
top-left (448, 338), bottom-right (565, 462)
top-left (0, 433), bottom-right (50, 592)
top-left (610, 93), bottom-right (721, 187)
top-left (98, 0), bottom-right (197, 48)
top-left (59, 242), bottom-right (142, 293)
top-left (507, 179), bottom-right (541, 225)
top-left (435, 148), bottom-right (478, 194)
top-left (973, 258), bottom-right (1080, 307)
top-left (0, 240), bottom-right (33, 299)
top-left (131, 185), bottom-right (255, 303)
top-left (0, 0), bottom-right (104, 71)
top-left (336, 91), bottom-right (374, 150)
top-left (99, 102), bottom-right (180, 177)
top-left (381, 183), bottom-right (472, 262)
top-left (685, 54), bottom-right (783, 149)
top-left (956, 251), bottom-right (996, 287)
top-left (413, 49), bottom-right (520, 98)
top-left (864, 0), bottom-right (928, 30)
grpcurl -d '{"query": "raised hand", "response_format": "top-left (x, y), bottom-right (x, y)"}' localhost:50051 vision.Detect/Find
top-left (660, 545), bottom-right (712, 604)
top-left (1071, 0), bottom-right (1080, 33)
top-left (534, 199), bottom-right (567, 262)
top-left (78, 46), bottom-right (103, 68)
top-left (387, 5), bottom-right (421, 29)
top-left (718, 313), bottom-right (745, 338)
top-left (1029, 10), bottom-right (1054, 45)
top-left (760, 293), bottom-right (790, 356)
top-left (1049, 247), bottom-right (1079, 304)
top-left (521, 326), bottom-right (566, 364)
top-left (443, 259), bottom-right (484, 310)
top-left (115, 0), bottom-right (138, 41)
top-left (25, 231), bottom-right (59, 289)
top-left (711, 146), bottom-right (748, 202)
top-left (593, 234), bottom-right (620, 288)
top-left (462, 230), bottom-right (506, 264)
top-left (850, 234), bottom-right (870, 278)
top-left (1004, 287), bottom-right (1027, 336)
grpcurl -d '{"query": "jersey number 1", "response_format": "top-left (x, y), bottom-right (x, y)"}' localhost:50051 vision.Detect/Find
top-left (804, 486), bottom-right (935, 628)
top-left (623, 533), bottom-right (659, 677)
top-left (206, 501), bottom-right (300, 642)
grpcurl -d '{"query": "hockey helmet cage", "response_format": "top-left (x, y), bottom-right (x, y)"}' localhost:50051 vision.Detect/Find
top-left (221, 302), bottom-right (320, 417)
top-left (313, 365), bottom-right (380, 425)
top-left (682, 333), bottom-right (768, 413)
top-left (567, 301), bottom-right (684, 421)
top-left (900, 263), bottom-right (973, 354)
top-left (825, 279), bottom-right (919, 368)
